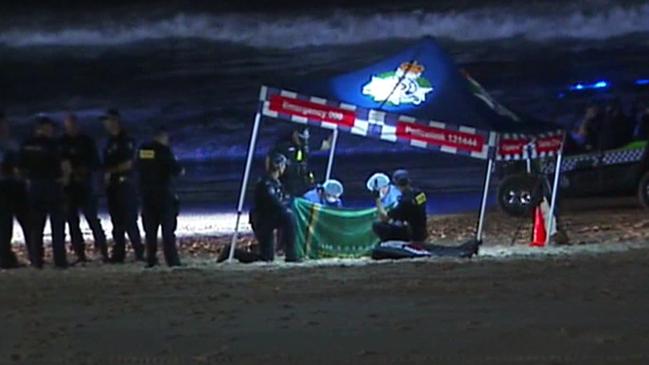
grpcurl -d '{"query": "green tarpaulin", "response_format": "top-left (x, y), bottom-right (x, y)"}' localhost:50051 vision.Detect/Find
top-left (292, 198), bottom-right (380, 259)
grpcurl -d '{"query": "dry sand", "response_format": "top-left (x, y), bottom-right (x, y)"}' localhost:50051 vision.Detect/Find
top-left (2, 246), bottom-right (649, 365)
top-left (1, 198), bottom-right (649, 365)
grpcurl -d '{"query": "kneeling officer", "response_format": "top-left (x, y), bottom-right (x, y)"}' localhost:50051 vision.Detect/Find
top-left (136, 128), bottom-right (183, 267)
top-left (249, 153), bottom-right (298, 262)
top-left (372, 169), bottom-right (428, 243)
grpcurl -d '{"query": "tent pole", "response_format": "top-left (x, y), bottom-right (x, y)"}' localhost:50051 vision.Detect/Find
top-left (545, 145), bottom-right (563, 246)
top-left (228, 111), bottom-right (262, 262)
top-left (476, 157), bottom-right (494, 242)
top-left (325, 129), bottom-right (339, 181)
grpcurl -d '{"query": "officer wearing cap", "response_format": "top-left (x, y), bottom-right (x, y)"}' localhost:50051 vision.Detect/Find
top-left (101, 109), bottom-right (144, 263)
top-left (19, 116), bottom-right (69, 268)
top-left (60, 113), bottom-right (108, 263)
top-left (303, 179), bottom-right (344, 208)
top-left (372, 169), bottom-right (428, 243)
top-left (136, 128), bottom-right (183, 268)
top-left (249, 152), bottom-right (298, 262)
top-left (0, 111), bottom-right (32, 268)
top-left (270, 128), bottom-right (313, 197)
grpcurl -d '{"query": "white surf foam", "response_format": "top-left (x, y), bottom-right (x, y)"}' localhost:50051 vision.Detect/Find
top-left (1, 5), bottom-right (648, 48)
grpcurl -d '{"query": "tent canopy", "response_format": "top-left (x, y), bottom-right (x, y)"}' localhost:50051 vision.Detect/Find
top-left (261, 37), bottom-right (563, 161)
top-left (291, 37), bottom-right (557, 135)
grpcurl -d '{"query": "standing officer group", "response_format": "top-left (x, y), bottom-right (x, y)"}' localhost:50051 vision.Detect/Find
top-left (0, 110), bottom-right (184, 269)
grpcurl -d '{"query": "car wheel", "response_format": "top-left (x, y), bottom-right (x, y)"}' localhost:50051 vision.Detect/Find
top-left (497, 174), bottom-right (544, 217)
top-left (637, 171), bottom-right (649, 209)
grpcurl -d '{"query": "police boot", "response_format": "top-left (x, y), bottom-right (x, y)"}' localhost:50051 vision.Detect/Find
top-left (70, 251), bottom-right (88, 266)
top-left (145, 258), bottom-right (159, 269)
top-left (0, 252), bottom-right (21, 269)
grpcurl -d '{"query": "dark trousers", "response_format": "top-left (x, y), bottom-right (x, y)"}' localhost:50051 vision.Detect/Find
top-left (107, 180), bottom-right (143, 262)
top-left (373, 221), bottom-right (411, 242)
top-left (28, 180), bottom-right (68, 268)
top-left (141, 191), bottom-right (180, 267)
top-left (251, 209), bottom-right (297, 262)
top-left (65, 181), bottom-right (108, 260)
top-left (0, 201), bottom-right (18, 268)
top-left (0, 179), bottom-right (32, 267)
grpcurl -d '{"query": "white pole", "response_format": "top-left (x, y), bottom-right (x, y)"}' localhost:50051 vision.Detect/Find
top-left (325, 129), bottom-right (339, 181)
top-left (228, 112), bottom-right (262, 262)
top-left (476, 157), bottom-right (494, 242)
top-left (545, 147), bottom-right (563, 246)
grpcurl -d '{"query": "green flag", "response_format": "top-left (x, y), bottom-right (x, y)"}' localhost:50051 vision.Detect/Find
top-left (292, 198), bottom-right (380, 259)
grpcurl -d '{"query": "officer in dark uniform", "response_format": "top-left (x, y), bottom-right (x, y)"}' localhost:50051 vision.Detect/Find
top-left (60, 113), bottom-right (108, 263)
top-left (101, 109), bottom-right (144, 263)
top-left (249, 153), bottom-right (298, 262)
top-left (0, 111), bottom-right (31, 268)
top-left (372, 169), bottom-right (428, 243)
top-left (135, 128), bottom-right (183, 268)
top-left (270, 128), bottom-right (315, 198)
top-left (19, 116), bottom-right (69, 269)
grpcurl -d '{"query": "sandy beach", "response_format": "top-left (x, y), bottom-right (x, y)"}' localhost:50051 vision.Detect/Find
top-left (1, 197), bottom-right (649, 364)
top-left (2, 244), bottom-right (649, 364)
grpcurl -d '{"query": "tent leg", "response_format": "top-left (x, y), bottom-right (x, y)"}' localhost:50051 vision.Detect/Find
top-left (325, 129), bottom-right (339, 181)
top-left (228, 112), bottom-right (262, 262)
top-left (476, 158), bottom-right (494, 242)
top-left (545, 149), bottom-right (563, 246)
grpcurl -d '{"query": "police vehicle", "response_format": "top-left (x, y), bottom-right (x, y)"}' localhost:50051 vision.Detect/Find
top-left (497, 78), bottom-right (649, 216)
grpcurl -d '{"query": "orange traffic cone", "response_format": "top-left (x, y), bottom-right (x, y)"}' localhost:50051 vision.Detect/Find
top-left (529, 205), bottom-right (547, 247)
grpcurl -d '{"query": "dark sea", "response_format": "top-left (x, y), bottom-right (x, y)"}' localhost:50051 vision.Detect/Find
top-left (2, 0), bottom-right (649, 212)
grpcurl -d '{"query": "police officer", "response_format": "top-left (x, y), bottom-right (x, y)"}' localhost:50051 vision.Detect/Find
top-left (101, 109), bottom-right (144, 263)
top-left (136, 128), bottom-right (183, 268)
top-left (303, 179), bottom-right (344, 208)
top-left (20, 116), bottom-right (69, 269)
top-left (249, 153), bottom-right (298, 262)
top-left (60, 113), bottom-right (108, 263)
top-left (270, 129), bottom-right (313, 197)
top-left (372, 169), bottom-right (428, 243)
top-left (0, 111), bottom-right (30, 268)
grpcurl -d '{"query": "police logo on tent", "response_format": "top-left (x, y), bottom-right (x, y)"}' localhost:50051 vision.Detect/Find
top-left (362, 62), bottom-right (433, 106)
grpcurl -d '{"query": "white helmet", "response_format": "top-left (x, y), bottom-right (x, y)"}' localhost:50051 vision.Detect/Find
top-left (322, 179), bottom-right (344, 203)
top-left (366, 172), bottom-right (390, 192)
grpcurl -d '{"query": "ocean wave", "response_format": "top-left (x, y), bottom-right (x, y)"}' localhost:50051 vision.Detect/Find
top-left (1, 5), bottom-right (649, 48)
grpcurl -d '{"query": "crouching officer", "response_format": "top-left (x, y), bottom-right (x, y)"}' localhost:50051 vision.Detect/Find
top-left (249, 153), bottom-right (299, 262)
top-left (136, 128), bottom-right (183, 268)
top-left (372, 169), bottom-right (428, 243)
top-left (20, 116), bottom-right (69, 269)
top-left (101, 109), bottom-right (144, 263)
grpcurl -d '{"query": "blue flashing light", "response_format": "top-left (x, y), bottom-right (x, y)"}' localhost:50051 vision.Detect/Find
top-left (636, 79), bottom-right (649, 85)
top-left (569, 80), bottom-right (610, 92)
